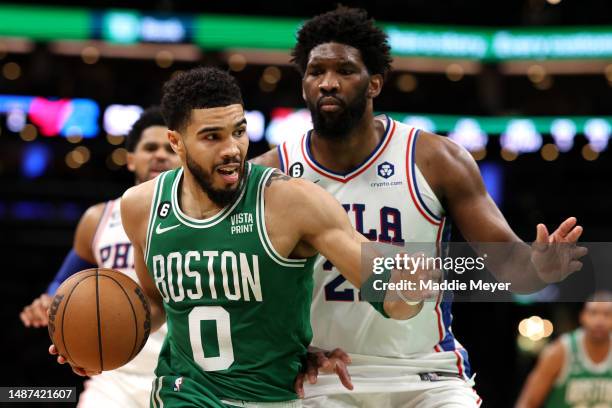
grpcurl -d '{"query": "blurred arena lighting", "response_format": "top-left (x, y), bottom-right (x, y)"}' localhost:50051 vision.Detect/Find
top-left (228, 53), bottom-right (247, 72)
top-left (516, 335), bottom-right (547, 354)
top-left (500, 148), bottom-right (518, 161)
top-left (259, 76), bottom-right (276, 92)
top-left (111, 147), bottom-right (128, 166)
top-left (471, 149), bottom-right (486, 161)
top-left (2, 61), bottom-right (21, 80)
top-left (518, 316), bottom-right (554, 342)
top-left (533, 75), bottom-right (553, 90)
top-left (50, 41), bottom-right (201, 62)
top-left (265, 108), bottom-right (312, 146)
top-left (6, 109), bottom-right (26, 133)
top-left (65, 150), bottom-right (81, 169)
top-left (527, 65), bottom-right (546, 83)
top-left (19, 124), bottom-right (37, 142)
top-left (550, 119), bottom-right (576, 152)
top-left (80, 46), bottom-right (100, 64)
top-left (262, 66), bottom-right (281, 84)
top-left (478, 162), bottom-right (503, 205)
top-left (0, 95), bottom-right (99, 137)
top-left (547, 0), bottom-right (562, 4)
top-left (540, 143), bottom-right (559, 161)
top-left (445, 63), bottom-right (464, 81)
top-left (245, 110), bottom-right (265, 142)
top-left (448, 118), bottom-right (488, 152)
top-left (582, 144), bottom-right (599, 161)
top-left (396, 74), bottom-right (418, 92)
top-left (103, 104), bottom-right (144, 136)
top-left (402, 116), bottom-right (436, 133)
top-left (584, 118), bottom-right (611, 152)
top-left (21, 143), bottom-right (51, 179)
top-left (155, 50), bottom-right (174, 68)
top-left (73, 146), bottom-right (91, 165)
top-left (500, 120), bottom-right (543, 154)
top-left (66, 134), bottom-right (83, 144)
top-left (106, 134), bottom-right (125, 146)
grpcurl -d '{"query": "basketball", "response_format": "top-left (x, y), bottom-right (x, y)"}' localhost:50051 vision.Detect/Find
top-left (47, 268), bottom-right (151, 372)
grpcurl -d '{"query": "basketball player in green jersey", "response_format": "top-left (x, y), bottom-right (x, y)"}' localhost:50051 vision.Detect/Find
top-left (118, 67), bottom-right (424, 408)
top-left (516, 293), bottom-right (612, 408)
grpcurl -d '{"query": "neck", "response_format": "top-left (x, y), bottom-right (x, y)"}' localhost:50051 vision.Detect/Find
top-left (179, 167), bottom-right (223, 219)
top-left (583, 332), bottom-right (610, 363)
top-left (310, 110), bottom-right (385, 174)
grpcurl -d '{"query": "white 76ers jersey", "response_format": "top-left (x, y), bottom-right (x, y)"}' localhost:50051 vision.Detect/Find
top-left (92, 198), bottom-right (166, 377)
top-left (279, 115), bottom-right (471, 393)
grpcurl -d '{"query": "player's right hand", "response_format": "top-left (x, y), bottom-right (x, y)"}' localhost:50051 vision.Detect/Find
top-left (294, 347), bottom-right (353, 398)
top-left (20, 294), bottom-right (52, 328)
top-left (48, 344), bottom-right (101, 377)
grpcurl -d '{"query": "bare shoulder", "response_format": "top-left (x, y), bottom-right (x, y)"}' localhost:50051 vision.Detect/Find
top-left (540, 338), bottom-right (566, 365)
top-left (80, 202), bottom-right (106, 226)
top-left (120, 178), bottom-right (158, 239)
top-left (250, 147), bottom-right (281, 169)
top-left (73, 202), bottom-right (107, 261)
top-left (415, 130), bottom-right (483, 199)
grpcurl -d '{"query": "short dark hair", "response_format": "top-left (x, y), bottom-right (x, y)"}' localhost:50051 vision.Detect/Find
top-left (161, 67), bottom-right (243, 132)
top-left (125, 106), bottom-right (166, 152)
top-left (291, 6), bottom-right (392, 78)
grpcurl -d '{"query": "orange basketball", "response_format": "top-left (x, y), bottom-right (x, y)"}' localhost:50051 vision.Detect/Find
top-left (48, 268), bottom-right (151, 372)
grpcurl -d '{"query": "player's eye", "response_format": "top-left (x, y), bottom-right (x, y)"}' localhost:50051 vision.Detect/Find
top-left (234, 128), bottom-right (246, 137)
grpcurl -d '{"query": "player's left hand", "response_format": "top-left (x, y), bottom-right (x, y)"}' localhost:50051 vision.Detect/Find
top-left (531, 217), bottom-right (588, 283)
top-left (294, 347), bottom-right (353, 398)
top-left (48, 344), bottom-right (101, 377)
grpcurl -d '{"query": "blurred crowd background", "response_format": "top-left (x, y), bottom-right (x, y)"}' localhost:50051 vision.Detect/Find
top-left (1, 1), bottom-right (611, 406)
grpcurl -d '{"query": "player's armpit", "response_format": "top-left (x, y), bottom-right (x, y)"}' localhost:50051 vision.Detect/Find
top-left (515, 340), bottom-right (565, 408)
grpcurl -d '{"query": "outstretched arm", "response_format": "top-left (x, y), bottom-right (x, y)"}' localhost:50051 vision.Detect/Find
top-left (419, 132), bottom-right (585, 291)
top-left (265, 172), bottom-right (424, 320)
top-left (249, 146), bottom-right (281, 168)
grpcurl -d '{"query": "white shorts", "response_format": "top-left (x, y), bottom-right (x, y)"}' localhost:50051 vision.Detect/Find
top-left (77, 370), bottom-right (154, 408)
top-left (303, 379), bottom-right (482, 408)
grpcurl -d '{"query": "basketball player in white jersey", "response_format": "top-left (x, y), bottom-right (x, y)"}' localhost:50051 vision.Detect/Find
top-left (253, 7), bottom-right (585, 407)
top-left (20, 107), bottom-right (180, 408)
top-left (516, 292), bottom-right (612, 408)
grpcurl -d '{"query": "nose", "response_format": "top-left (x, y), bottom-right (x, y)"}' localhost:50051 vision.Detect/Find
top-left (319, 71), bottom-right (340, 93)
top-left (153, 146), bottom-right (170, 161)
top-left (220, 136), bottom-right (241, 161)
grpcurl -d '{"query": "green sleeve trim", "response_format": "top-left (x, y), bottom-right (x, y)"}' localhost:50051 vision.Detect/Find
top-left (361, 269), bottom-right (392, 319)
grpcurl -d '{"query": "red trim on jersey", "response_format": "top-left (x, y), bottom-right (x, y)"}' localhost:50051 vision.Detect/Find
top-left (282, 142), bottom-right (290, 173)
top-left (91, 200), bottom-right (114, 255)
top-left (433, 217), bottom-right (446, 343)
top-left (301, 120), bottom-right (396, 183)
top-left (405, 128), bottom-right (442, 226)
top-left (454, 350), bottom-right (465, 378)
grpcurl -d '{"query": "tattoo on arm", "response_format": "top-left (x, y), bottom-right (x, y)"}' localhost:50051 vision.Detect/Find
top-left (265, 171), bottom-right (291, 187)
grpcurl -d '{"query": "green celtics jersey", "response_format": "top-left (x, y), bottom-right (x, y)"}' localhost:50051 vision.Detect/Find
top-left (145, 162), bottom-right (315, 403)
top-left (546, 329), bottom-right (612, 408)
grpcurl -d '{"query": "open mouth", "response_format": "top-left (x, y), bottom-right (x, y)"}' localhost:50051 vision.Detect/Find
top-left (216, 164), bottom-right (240, 184)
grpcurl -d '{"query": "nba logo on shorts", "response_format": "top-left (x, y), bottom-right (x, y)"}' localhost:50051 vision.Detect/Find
top-left (377, 161), bottom-right (395, 179)
top-left (174, 377), bottom-right (183, 392)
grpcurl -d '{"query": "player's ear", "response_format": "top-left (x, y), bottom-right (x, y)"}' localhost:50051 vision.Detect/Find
top-left (367, 74), bottom-right (383, 99)
top-left (167, 130), bottom-right (183, 156)
top-left (126, 152), bottom-right (136, 172)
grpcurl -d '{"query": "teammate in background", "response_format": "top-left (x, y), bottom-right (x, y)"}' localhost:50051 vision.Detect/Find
top-left (116, 67), bottom-right (423, 407)
top-left (20, 107), bottom-right (180, 408)
top-left (516, 293), bottom-right (612, 408)
top-left (252, 7), bottom-right (585, 407)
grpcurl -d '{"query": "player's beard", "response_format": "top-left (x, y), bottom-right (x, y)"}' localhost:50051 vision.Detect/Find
top-left (185, 151), bottom-right (244, 208)
top-left (307, 81), bottom-right (368, 140)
